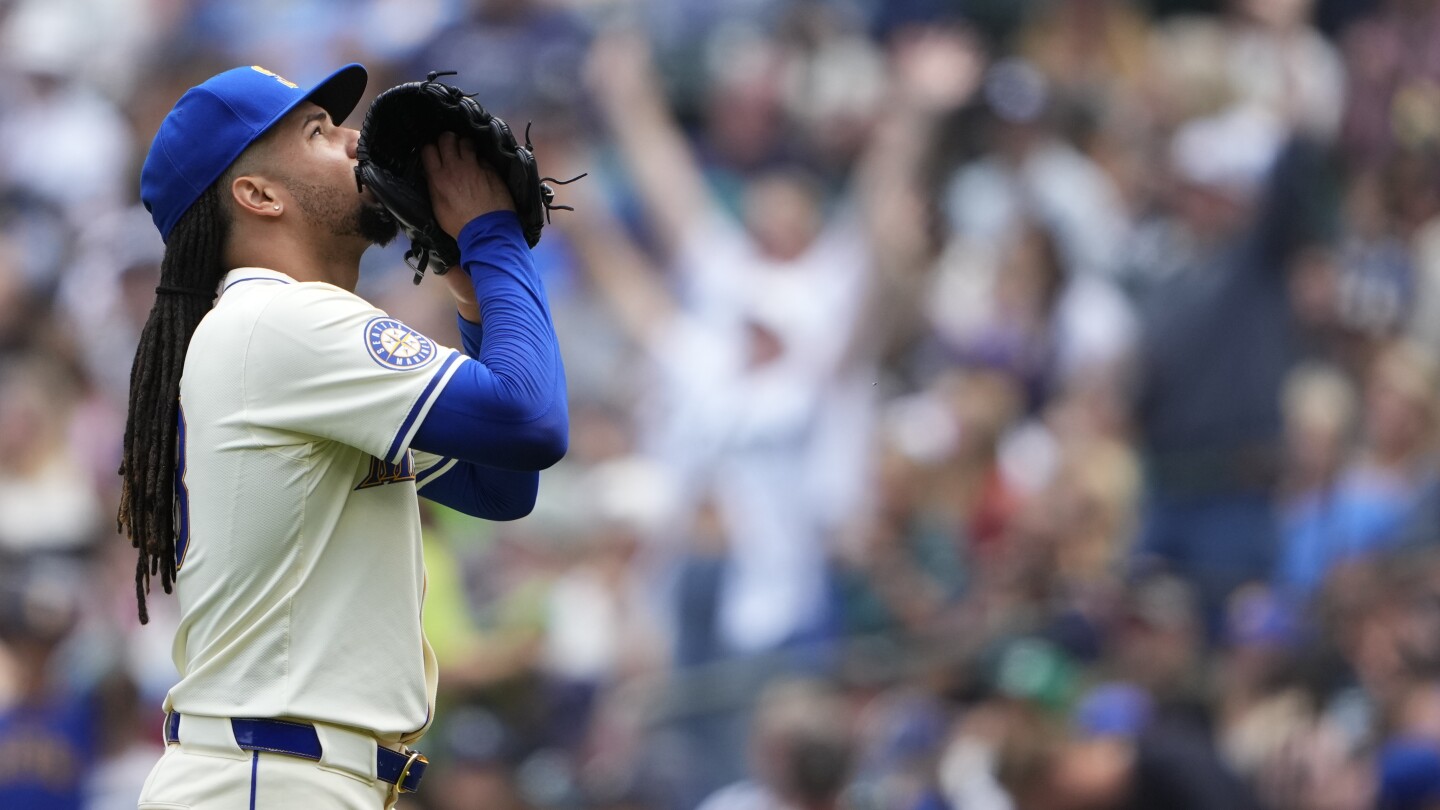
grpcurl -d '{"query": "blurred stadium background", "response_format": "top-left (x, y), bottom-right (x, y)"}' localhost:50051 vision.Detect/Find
top-left (7, 0), bottom-right (1440, 808)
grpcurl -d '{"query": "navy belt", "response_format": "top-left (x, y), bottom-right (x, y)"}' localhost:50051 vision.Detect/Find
top-left (164, 713), bottom-right (426, 794)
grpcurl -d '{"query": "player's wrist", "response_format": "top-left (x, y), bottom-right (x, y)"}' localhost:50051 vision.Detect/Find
top-left (438, 260), bottom-right (480, 322)
top-left (458, 210), bottom-right (523, 242)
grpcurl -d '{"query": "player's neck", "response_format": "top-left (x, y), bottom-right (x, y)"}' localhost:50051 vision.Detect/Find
top-left (227, 228), bottom-right (363, 291)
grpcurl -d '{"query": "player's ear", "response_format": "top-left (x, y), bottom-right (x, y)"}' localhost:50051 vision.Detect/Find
top-left (230, 173), bottom-right (286, 220)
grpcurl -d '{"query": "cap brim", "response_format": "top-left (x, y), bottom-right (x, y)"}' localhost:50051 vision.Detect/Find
top-left (304, 63), bottom-right (368, 126)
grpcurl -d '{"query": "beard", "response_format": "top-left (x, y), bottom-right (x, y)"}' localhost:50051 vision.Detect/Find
top-left (356, 201), bottom-right (400, 246)
top-left (286, 178), bottom-right (399, 247)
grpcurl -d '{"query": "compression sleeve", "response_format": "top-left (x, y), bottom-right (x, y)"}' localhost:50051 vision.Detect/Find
top-left (411, 210), bottom-right (569, 470)
top-left (415, 456), bottom-right (539, 520)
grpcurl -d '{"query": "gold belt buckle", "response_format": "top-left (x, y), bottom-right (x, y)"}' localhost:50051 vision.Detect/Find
top-left (386, 749), bottom-right (425, 808)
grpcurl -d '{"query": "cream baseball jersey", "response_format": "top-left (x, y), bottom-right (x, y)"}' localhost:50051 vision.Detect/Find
top-left (164, 267), bottom-right (466, 744)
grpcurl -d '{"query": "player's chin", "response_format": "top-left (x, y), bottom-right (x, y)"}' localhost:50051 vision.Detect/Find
top-left (358, 202), bottom-right (400, 247)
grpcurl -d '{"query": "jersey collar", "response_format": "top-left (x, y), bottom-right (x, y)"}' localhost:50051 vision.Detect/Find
top-left (218, 268), bottom-right (297, 297)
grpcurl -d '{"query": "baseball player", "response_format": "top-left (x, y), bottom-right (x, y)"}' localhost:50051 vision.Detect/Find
top-left (118, 64), bottom-right (568, 808)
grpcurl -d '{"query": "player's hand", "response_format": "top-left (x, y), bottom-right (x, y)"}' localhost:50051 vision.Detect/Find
top-left (422, 131), bottom-right (515, 239)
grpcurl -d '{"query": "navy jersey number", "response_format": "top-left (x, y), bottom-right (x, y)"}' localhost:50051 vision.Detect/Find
top-left (174, 406), bottom-right (192, 570)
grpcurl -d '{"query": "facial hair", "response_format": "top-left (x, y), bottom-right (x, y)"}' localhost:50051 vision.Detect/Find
top-left (286, 178), bottom-right (399, 247)
top-left (357, 202), bottom-right (400, 246)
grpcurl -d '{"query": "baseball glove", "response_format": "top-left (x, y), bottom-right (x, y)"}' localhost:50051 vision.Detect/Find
top-left (354, 71), bottom-right (579, 284)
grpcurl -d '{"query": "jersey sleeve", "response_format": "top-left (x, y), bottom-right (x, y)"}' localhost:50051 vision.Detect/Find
top-left (242, 283), bottom-right (467, 464)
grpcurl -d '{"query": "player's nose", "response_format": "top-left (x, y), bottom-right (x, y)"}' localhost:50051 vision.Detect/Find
top-left (343, 127), bottom-right (359, 160)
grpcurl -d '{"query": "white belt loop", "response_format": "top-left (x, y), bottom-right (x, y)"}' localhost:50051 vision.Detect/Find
top-left (172, 714), bottom-right (248, 761)
top-left (313, 721), bottom-right (379, 783)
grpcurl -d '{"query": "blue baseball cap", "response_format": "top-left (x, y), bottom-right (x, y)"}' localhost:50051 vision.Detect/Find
top-left (141, 63), bottom-right (368, 241)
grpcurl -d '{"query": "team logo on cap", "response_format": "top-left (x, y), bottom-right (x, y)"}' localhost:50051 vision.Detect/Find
top-left (365, 318), bottom-right (436, 370)
top-left (250, 66), bottom-right (298, 89)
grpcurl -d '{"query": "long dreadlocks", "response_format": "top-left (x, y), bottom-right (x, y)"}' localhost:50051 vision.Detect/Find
top-left (118, 181), bottom-right (230, 624)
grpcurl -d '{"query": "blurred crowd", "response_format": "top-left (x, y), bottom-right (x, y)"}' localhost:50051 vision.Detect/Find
top-left (10, 0), bottom-right (1440, 808)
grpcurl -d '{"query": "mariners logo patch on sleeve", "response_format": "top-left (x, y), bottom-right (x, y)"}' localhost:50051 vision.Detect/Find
top-left (365, 317), bottom-right (437, 370)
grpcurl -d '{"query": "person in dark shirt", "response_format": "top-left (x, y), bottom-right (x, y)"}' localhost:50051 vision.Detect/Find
top-left (1132, 127), bottom-right (1337, 630)
top-left (999, 687), bottom-right (1263, 810)
top-left (0, 564), bottom-right (94, 810)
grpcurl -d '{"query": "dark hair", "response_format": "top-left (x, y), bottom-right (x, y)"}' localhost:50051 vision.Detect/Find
top-left (117, 182), bottom-right (230, 623)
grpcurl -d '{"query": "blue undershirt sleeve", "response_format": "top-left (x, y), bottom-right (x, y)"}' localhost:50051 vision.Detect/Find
top-left (411, 211), bottom-right (568, 516)
top-left (416, 456), bottom-right (539, 520)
